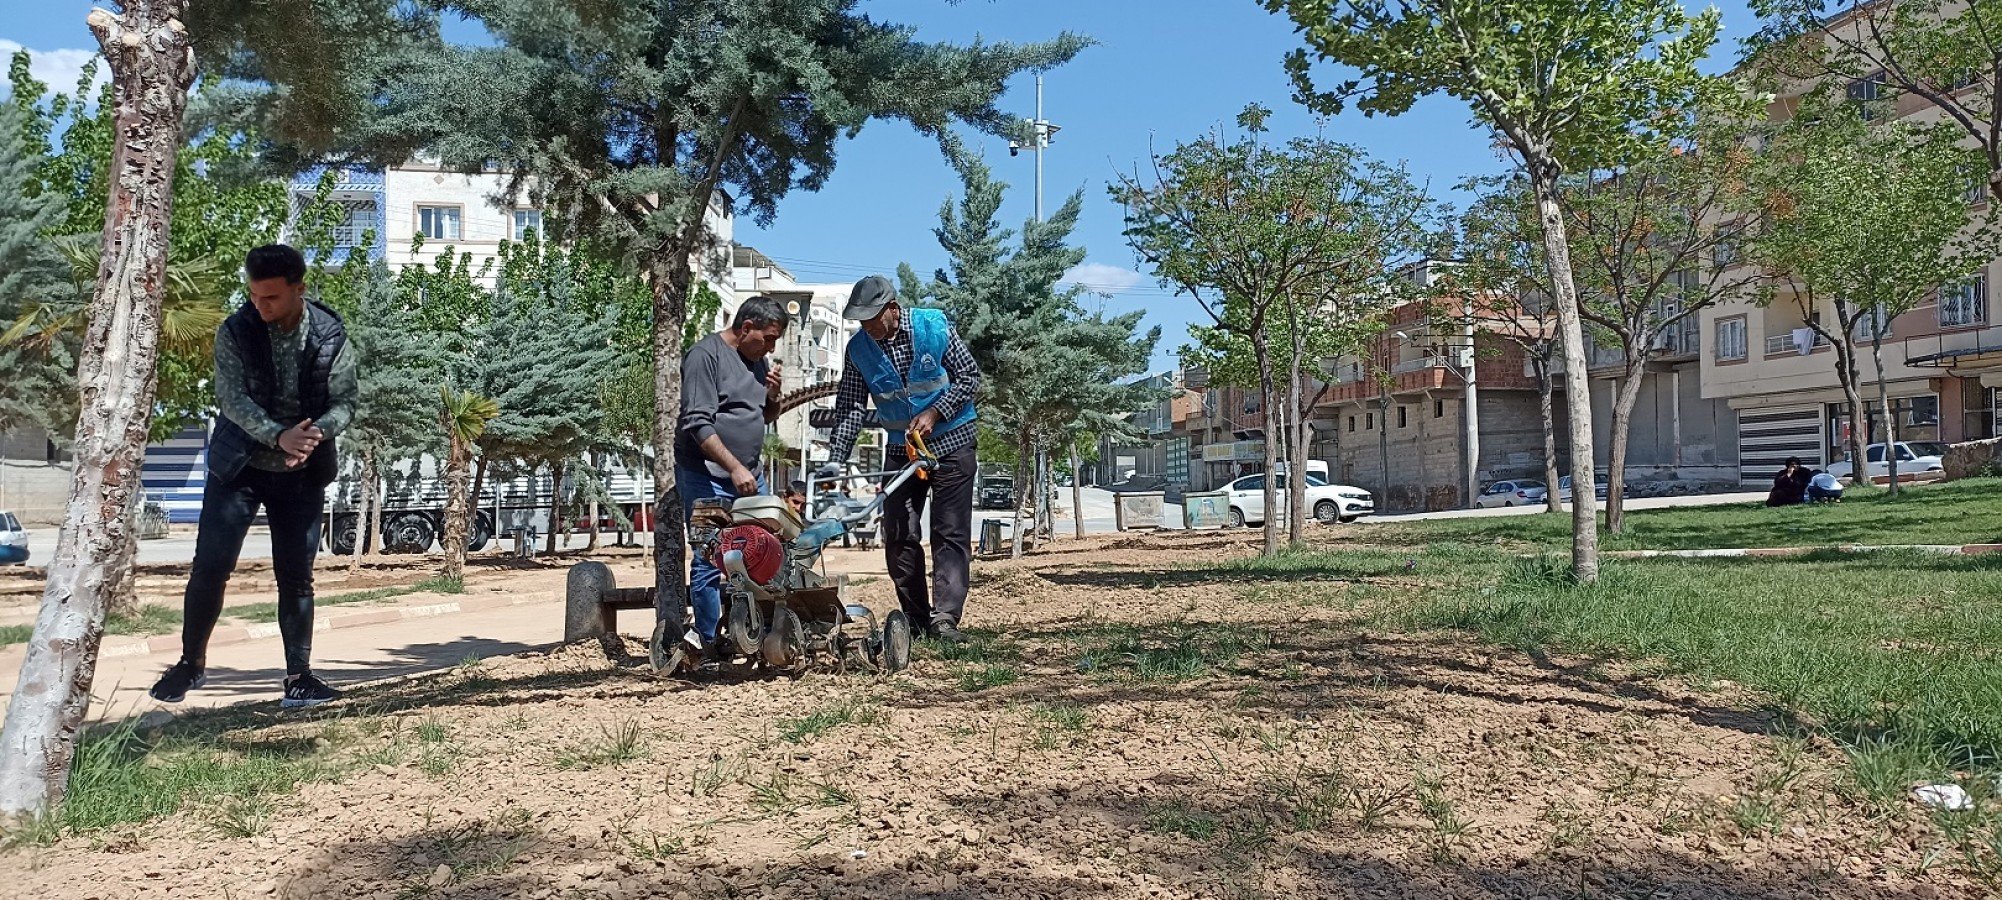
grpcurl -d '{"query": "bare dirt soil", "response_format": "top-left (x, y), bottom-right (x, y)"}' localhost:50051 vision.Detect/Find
top-left (0, 531), bottom-right (1990, 900)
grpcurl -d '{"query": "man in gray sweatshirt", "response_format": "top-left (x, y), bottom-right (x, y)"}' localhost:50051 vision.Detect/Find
top-left (673, 296), bottom-right (788, 657)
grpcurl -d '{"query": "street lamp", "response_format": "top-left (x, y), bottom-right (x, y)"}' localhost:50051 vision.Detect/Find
top-left (1396, 306), bottom-right (1481, 508)
top-left (1010, 76), bottom-right (1062, 535)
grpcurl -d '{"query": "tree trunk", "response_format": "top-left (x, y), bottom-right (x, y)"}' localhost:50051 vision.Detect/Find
top-left (650, 261), bottom-right (692, 629)
top-left (1871, 334), bottom-right (1900, 496)
top-left (1009, 426), bottom-right (1031, 558)
top-left (1285, 349), bottom-right (1310, 546)
top-left (108, 495), bottom-right (141, 621)
top-left (441, 437), bottom-right (473, 583)
top-left (1252, 330), bottom-right (1282, 557)
top-left (1536, 357), bottom-right (1562, 514)
top-left (349, 447), bottom-right (378, 576)
top-left (1605, 364), bottom-right (1648, 534)
top-left (1068, 440), bottom-right (1085, 539)
top-left (1528, 160), bottom-right (1601, 582)
top-left (587, 454), bottom-right (601, 552)
top-left (544, 458), bottom-right (565, 555)
top-left (1831, 334), bottom-right (1873, 493)
top-left (649, 98), bottom-right (747, 644)
top-left (0, 1), bottom-right (195, 822)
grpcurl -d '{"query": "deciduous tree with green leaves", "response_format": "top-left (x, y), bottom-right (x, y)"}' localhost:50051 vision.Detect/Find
top-left (1437, 178), bottom-right (1566, 513)
top-left (1746, 0), bottom-right (2002, 202)
top-left (1267, 0), bottom-right (1731, 580)
top-left (1567, 125), bottom-right (1763, 532)
top-left (1743, 97), bottom-right (1991, 493)
top-left (1117, 105), bottom-right (1428, 552)
top-left (381, 0), bottom-right (1086, 652)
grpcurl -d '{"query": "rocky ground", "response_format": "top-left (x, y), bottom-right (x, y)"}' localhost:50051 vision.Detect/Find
top-left (0, 530), bottom-right (1992, 899)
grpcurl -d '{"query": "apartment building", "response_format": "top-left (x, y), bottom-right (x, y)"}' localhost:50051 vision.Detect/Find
top-left (729, 246), bottom-right (866, 478)
top-left (1698, 19), bottom-right (2000, 485)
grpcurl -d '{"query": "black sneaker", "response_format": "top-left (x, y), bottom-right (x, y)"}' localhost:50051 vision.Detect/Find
top-left (148, 660), bottom-right (206, 703)
top-left (931, 622), bottom-right (968, 645)
top-left (281, 672), bottom-right (341, 709)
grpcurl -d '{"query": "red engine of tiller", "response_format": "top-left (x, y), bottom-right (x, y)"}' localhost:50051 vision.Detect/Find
top-left (712, 524), bottom-right (785, 585)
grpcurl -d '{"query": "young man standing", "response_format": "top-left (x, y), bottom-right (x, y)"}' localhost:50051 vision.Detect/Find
top-left (150, 244), bottom-right (357, 707)
top-left (671, 296), bottom-right (787, 660)
top-left (819, 275), bottom-right (980, 644)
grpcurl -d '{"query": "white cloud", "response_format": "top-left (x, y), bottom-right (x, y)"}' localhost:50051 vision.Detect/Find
top-left (0, 41), bottom-right (107, 99)
top-left (1059, 262), bottom-right (1150, 295)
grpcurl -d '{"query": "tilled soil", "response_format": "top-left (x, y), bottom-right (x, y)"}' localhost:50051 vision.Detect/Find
top-left (0, 531), bottom-right (1991, 899)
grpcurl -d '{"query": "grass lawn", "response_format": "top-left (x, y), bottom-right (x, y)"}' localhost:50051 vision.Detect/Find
top-left (1369, 476), bottom-right (2002, 552)
top-left (1214, 539), bottom-right (2002, 803)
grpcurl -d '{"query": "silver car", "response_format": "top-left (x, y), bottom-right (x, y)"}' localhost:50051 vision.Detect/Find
top-left (1474, 479), bottom-right (1548, 509)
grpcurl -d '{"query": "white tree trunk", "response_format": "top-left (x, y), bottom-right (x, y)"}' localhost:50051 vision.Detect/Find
top-left (1536, 358), bottom-right (1562, 514)
top-left (1068, 440), bottom-right (1085, 539)
top-left (1252, 331), bottom-right (1282, 557)
top-left (1529, 161), bottom-right (1601, 582)
top-left (1606, 364), bottom-right (1648, 534)
top-left (0, 1), bottom-right (195, 821)
top-left (349, 448), bottom-right (378, 576)
top-left (1871, 335), bottom-right (1900, 495)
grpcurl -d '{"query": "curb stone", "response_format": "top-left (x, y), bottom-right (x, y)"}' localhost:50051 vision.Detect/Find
top-left (1608, 543), bottom-right (2002, 559)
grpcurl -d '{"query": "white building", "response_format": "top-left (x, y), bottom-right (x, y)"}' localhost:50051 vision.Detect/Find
top-left (729, 246), bottom-right (865, 475)
top-left (285, 162), bottom-right (734, 294)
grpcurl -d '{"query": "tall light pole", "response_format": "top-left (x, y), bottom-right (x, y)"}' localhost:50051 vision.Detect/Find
top-left (1009, 75), bottom-right (1061, 536)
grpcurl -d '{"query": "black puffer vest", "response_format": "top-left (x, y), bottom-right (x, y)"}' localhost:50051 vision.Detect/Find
top-left (207, 300), bottom-right (347, 487)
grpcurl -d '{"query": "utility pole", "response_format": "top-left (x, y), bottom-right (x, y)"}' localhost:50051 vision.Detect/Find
top-left (1461, 297), bottom-right (1481, 508)
top-left (1010, 75), bottom-right (1061, 537)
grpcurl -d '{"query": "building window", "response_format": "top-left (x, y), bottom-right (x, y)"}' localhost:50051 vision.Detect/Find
top-left (417, 205), bottom-right (462, 241)
top-left (1853, 304), bottom-right (1894, 341)
top-left (1847, 72), bottom-right (1891, 119)
top-left (1942, 275), bottom-right (1987, 328)
top-left (1347, 415), bottom-right (1356, 433)
top-left (1397, 406), bottom-right (1408, 428)
top-left (1712, 234), bottom-right (1741, 270)
top-left (512, 210), bottom-right (544, 241)
top-left (1365, 412), bottom-right (1374, 430)
top-left (1715, 316), bottom-right (1747, 362)
top-left (1434, 400), bottom-right (1444, 418)
top-left (1968, 172), bottom-right (1990, 206)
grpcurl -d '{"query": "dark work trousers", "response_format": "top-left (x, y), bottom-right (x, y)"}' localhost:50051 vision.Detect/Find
top-left (881, 442), bottom-right (976, 629)
top-left (181, 466), bottom-right (326, 675)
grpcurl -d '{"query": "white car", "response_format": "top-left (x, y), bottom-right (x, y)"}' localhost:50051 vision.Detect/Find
top-left (1223, 473), bottom-right (1374, 527)
top-left (0, 510), bottom-right (27, 565)
top-left (1474, 479), bottom-right (1549, 509)
top-left (1824, 442), bottom-right (1948, 483)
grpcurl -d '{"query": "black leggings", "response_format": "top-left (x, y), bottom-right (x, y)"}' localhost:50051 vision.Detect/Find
top-left (181, 467), bottom-right (325, 675)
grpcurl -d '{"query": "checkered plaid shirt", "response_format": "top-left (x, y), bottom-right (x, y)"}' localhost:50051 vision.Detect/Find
top-left (827, 308), bottom-right (981, 465)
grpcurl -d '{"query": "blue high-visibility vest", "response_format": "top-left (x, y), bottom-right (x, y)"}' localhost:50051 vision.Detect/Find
top-left (846, 308), bottom-right (977, 445)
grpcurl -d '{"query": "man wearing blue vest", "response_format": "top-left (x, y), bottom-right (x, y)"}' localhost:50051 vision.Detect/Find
top-left (820, 275), bottom-right (981, 645)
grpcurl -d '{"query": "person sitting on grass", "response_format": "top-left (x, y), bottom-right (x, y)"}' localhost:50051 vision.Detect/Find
top-left (1806, 469), bottom-right (1844, 503)
top-left (1766, 457), bottom-right (1809, 508)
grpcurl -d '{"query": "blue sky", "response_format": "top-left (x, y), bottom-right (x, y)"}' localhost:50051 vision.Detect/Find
top-left (4, 0), bottom-right (1759, 370)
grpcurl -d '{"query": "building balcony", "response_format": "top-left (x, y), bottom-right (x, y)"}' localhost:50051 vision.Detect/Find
top-left (1905, 323), bottom-right (2002, 370)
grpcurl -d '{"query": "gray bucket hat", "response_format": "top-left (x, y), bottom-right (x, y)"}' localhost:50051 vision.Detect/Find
top-left (842, 274), bottom-right (897, 321)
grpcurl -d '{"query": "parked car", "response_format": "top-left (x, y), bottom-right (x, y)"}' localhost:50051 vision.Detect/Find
top-left (1557, 474), bottom-right (1608, 504)
top-left (1824, 442), bottom-right (1949, 483)
top-left (1474, 479), bottom-right (1548, 509)
top-left (977, 476), bottom-right (1015, 510)
top-left (1222, 473), bottom-right (1375, 527)
top-left (0, 510), bottom-right (27, 565)
top-left (1103, 474), bottom-right (1168, 494)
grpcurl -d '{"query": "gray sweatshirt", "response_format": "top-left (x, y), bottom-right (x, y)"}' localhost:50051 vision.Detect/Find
top-left (675, 332), bottom-right (772, 479)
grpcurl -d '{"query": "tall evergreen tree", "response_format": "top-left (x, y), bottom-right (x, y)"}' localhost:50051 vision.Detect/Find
top-left (467, 242), bottom-right (620, 554)
top-left (339, 266), bottom-right (447, 567)
top-left (0, 99), bottom-right (73, 443)
top-left (905, 143), bottom-right (1159, 550)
